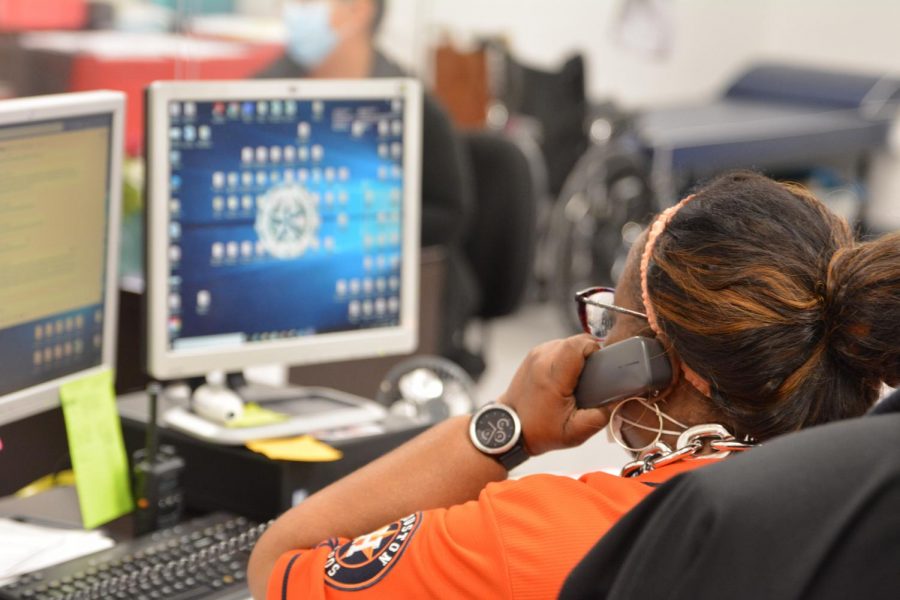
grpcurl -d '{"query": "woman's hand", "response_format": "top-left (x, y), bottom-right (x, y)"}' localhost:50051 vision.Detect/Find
top-left (498, 334), bottom-right (610, 456)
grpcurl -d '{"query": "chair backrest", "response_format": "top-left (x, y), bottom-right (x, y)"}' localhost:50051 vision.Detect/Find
top-left (560, 400), bottom-right (900, 600)
top-left (461, 130), bottom-right (538, 319)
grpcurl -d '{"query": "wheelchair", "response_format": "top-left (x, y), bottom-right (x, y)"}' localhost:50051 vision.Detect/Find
top-left (543, 104), bottom-right (657, 333)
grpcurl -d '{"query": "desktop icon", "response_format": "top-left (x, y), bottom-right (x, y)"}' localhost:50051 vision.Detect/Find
top-left (197, 290), bottom-right (211, 310)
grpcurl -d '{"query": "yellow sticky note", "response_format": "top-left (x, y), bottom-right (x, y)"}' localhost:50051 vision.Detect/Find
top-left (246, 436), bottom-right (343, 462)
top-left (225, 402), bottom-right (290, 429)
top-left (60, 369), bottom-right (134, 529)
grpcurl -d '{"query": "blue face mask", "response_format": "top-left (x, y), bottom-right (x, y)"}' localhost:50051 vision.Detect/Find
top-left (283, 2), bottom-right (339, 69)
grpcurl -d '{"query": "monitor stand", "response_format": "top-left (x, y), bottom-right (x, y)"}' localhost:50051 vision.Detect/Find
top-left (161, 371), bottom-right (388, 446)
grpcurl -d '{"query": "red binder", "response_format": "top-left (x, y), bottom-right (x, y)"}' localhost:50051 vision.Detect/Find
top-left (65, 40), bottom-right (283, 155)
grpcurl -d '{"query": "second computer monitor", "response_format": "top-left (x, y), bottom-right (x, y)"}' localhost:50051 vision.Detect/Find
top-left (145, 79), bottom-right (422, 381)
top-left (0, 91), bottom-right (123, 427)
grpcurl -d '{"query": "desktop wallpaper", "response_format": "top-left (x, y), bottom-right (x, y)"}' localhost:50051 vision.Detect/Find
top-left (167, 96), bottom-right (405, 351)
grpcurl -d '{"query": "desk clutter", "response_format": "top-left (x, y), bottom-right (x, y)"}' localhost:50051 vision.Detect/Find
top-left (0, 355), bottom-right (470, 597)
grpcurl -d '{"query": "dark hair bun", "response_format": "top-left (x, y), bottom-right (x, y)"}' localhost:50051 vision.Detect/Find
top-left (826, 232), bottom-right (900, 387)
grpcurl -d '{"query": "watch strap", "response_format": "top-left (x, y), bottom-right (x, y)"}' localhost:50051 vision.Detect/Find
top-left (497, 441), bottom-right (529, 470)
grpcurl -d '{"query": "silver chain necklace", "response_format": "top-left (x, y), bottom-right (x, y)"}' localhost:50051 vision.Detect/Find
top-left (621, 423), bottom-right (756, 478)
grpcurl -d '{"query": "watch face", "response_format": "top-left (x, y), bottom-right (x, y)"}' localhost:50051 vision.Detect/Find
top-left (474, 406), bottom-right (519, 453)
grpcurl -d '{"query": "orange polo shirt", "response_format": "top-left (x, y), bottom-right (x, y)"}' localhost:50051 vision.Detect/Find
top-left (268, 459), bottom-right (713, 599)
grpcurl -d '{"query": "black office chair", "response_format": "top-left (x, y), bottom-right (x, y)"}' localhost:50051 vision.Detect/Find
top-left (439, 130), bottom-right (537, 378)
top-left (560, 389), bottom-right (900, 600)
top-left (462, 130), bottom-right (537, 319)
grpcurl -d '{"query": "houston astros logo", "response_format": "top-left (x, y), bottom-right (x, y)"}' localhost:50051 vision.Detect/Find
top-left (324, 513), bottom-right (422, 591)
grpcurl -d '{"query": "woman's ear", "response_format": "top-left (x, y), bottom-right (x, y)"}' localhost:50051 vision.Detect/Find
top-left (649, 331), bottom-right (683, 404)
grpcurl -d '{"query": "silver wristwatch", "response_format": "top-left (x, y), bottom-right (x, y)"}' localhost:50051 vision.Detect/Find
top-left (468, 403), bottom-right (529, 470)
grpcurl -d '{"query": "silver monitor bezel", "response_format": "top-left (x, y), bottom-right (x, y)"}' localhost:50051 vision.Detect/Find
top-left (0, 91), bottom-right (124, 426)
top-left (146, 79), bottom-right (421, 380)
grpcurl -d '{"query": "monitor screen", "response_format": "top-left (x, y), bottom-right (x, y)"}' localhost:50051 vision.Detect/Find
top-left (0, 92), bottom-right (123, 426)
top-left (146, 80), bottom-right (421, 380)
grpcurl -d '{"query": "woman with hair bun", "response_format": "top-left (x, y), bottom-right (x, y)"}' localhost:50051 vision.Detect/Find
top-left (249, 171), bottom-right (900, 600)
top-left (608, 170), bottom-right (900, 451)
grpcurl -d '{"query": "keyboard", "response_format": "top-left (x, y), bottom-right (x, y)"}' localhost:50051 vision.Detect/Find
top-left (0, 512), bottom-right (269, 600)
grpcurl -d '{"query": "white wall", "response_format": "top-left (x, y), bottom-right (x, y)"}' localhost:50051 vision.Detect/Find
top-left (377, 0), bottom-right (427, 74)
top-left (759, 0), bottom-right (900, 229)
top-left (760, 0), bottom-right (900, 75)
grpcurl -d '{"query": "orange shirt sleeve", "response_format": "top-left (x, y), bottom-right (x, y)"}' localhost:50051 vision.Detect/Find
top-left (267, 462), bottom-right (712, 600)
top-left (267, 487), bottom-right (513, 599)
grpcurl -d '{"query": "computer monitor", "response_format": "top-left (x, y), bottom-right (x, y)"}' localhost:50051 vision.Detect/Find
top-left (0, 91), bottom-right (124, 427)
top-left (145, 79), bottom-right (421, 385)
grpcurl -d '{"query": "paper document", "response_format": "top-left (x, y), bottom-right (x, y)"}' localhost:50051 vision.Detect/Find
top-left (246, 436), bottom-right (343, 462)
top-left (0, 518), bottom-right (114, 585)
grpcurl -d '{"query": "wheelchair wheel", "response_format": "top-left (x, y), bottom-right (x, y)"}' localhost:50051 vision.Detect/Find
top-left (548, 145), bottom-right (656, 333)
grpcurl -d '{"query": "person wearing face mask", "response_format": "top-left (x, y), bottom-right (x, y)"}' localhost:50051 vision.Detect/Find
top-left (247, 171), bottom-right (900, 599)
top-left (257, 2), bottom-right (480, 368)
top-left (275, 0), bottom-right (390, 79)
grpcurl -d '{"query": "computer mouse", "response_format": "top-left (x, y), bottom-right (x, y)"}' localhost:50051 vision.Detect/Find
top-left (191, 384), bottom-right (245, 424)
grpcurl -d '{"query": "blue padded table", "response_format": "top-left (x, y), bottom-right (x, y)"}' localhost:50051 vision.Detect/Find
top-left (637, 64), bottom-right (900, 204)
